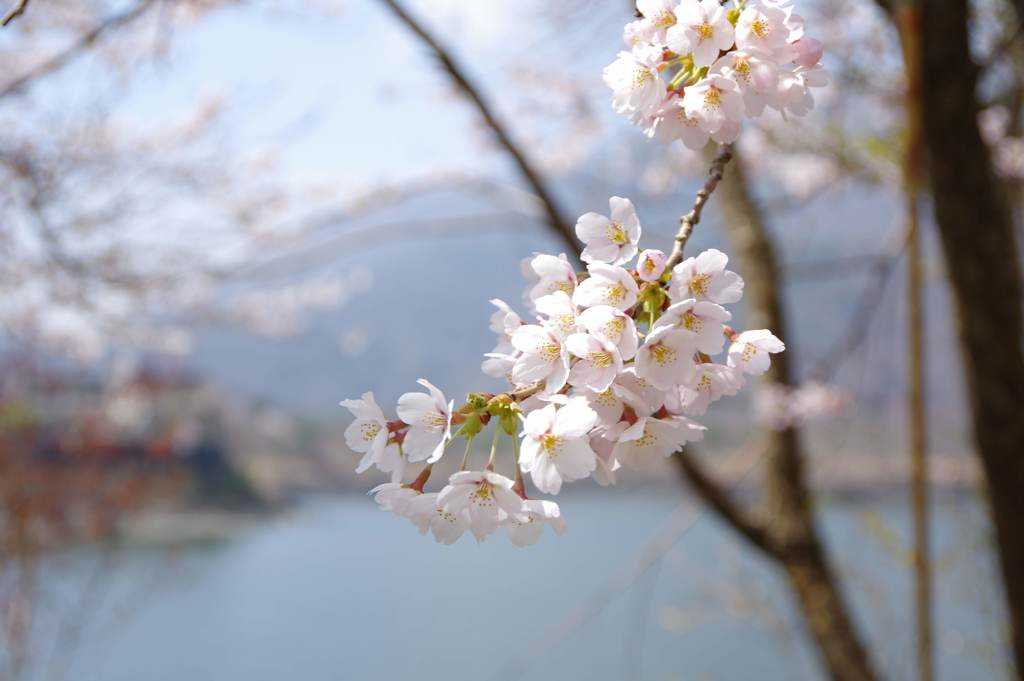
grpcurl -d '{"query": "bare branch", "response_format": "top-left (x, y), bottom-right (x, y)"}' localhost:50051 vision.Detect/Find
top-left (0, 0), bottom-right (160, 99)
top-left (673, 450), bottom-right (779, 558)
top-left (665, 143), bottom-right (733, 270)
top-left (376, 0), bottom-right (579, 260)
top-left (0, 0), bottom-right (29, 27)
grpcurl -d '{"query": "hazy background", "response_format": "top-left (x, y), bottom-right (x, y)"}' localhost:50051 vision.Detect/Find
top-left (0, 1), bottom-right (1011, 679)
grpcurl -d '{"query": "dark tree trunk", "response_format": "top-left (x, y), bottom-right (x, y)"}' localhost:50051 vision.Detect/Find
top-left (711, 148), bottom-right (879, 681)
top-left (919, 1), bottom-right (1024, 676)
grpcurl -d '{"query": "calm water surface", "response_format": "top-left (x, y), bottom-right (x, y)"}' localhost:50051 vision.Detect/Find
top-left (24, 491), bottom-right (1006, 681)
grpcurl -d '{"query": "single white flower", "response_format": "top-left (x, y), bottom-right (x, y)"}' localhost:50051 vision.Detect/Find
top-left (604, 46), bottom-right (666, 117)
top-left (340, 392), bottom-right (390, 474)
top-left (728, 329), bottom-right (785, 376)
top-left (488, 298), bottom-right (521, 355)
top-left (369, 482), bottom-right (419, 516)
top-left (396, 379), bottom-right (453, 464)
top-left (682, 75), bottom-right (745, 137)
top-left (510, 323), bottom-right (571, 394)
top-left (482, 351), bottom-right (517, 381)
top-left (623, 18), bottom-right (657, 47)
top-left (535, 291), bottom-right (579, 339)
top-left (519, 399), bottom-right (599, 494)
top-left (566, 332), bottom-right (624, 392)
top-left (437, 471), bottom-right (524, 542)
top-left (577, 305), bottom-right (639, 361)
top-left (637, 249), bottom-right (668, 282)
top-left (505, 500), bottom-right (567, 547)
top-left (774, 64), bottom-right (828, 117)
top-left (712, 50), bottom-right (780, 117)
top-left (524, 253), bottom-right (577, 304)
top-left (649, 102), bottom-right (712, 149)
top-left (590, 424), bottom-right (625, 485)
top-left (666, 0), bottom-right (736, 67)
top-left (575, 196), bottom-right (642, 266)
top-left (791, 37), bottom-right (823, 69)
top-left (636, 325), bottom-right (698, 390)
top-left (573, 263), bottom-right (640, 311)
top-left (735, 4), bottom-right (789, 54)
top-left (406, 492), bottom-right (467, 545)
top-left (636, 0), bottom-right (680, 43)
top-left (669, 248), bottom-right (744, 304)
top-left (653, 298), bottom-right (732, 355)
top-left (613, 415), bottom-right (706, 469)
top-left (680, 363), bottom-right (744, 415)
top-left (575, 385), bottom-right (626, 426)
top-left (615, 366), bottom-right (668, 414)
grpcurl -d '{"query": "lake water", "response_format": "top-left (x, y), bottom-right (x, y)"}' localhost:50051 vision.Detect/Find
top-left (18, 491), bottom-right (1009, 681)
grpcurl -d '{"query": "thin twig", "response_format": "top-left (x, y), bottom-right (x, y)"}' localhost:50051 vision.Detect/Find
top-left (376, 0), bottom-right (579, 260)
top-left (0, 0), bottom-right (29, 27)
top-left (0, 0), bottom-right (160, 99)
top-left (665, 143), bottom-right (734, 270)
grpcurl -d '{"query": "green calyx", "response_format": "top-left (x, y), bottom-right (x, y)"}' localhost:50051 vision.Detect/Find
top-left (487, 394), bottom-right (521, 437)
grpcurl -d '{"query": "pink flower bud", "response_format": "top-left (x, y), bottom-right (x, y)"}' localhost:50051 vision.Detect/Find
top-left (793, 38), bottom-right (823, 69)
top-left (636, 249), bottom-right (668, 282)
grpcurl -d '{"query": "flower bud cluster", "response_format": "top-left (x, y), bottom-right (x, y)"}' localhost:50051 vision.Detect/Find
top-left (341, 197), bottom-right (784, 546)
top-left (605, 0), bottom-right (827, 149)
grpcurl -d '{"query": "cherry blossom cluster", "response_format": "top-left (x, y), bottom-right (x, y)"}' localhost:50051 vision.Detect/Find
top-left (340, 197), bottom-right (784, 546)
top-left (604, 0), bottom-right (827, 149)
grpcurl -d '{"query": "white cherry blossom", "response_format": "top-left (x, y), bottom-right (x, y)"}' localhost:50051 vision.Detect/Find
top-left (369, 482), bottom-right (419, 516)
top-left (505, 500), bottom-right (567, 547)
top-left (713, 50), bottom-right (781, 117)
top-left (636, 325), bottom-right (698, 390)
top-left (525, 253), bottom-right (577, 303)
top-left (519, 399), bottom-right (599, 494)
top-left (577, 305), bottom-right (639, 361)
top-left (604, 46), bottom-right (666, 117)
top-left (575, 196), bottom-right (642, 266)
top-left (735, 3), bottom-right (789, 54)
top-left (670, 248), bottom-right (745, 304)
top-left (573, 263), bottom-right (639, 311)
top-left (396, 379), bottom-right (453, 464)
top-left (649, 102), bottom-right (712, 150)
top-left (340, 392), bottom-right (390, 474)
top-left (728, 329), bottom-right (786, 375)
top-left (666, 0), bottom-right (736, 68)
top-left (680, 363), bottom-right (745, 415)
top-left (407, 492), bottom-right (467, 545)
top-left (482, 351), bottom-right (517, 381)
top-left (511, 323), bottom-right (571, 394)
top-left (682, 75), bottom-right (745, 139)
top-left (637, 249), bottom-right (668, 282)
top-left (590, 424), bottom-right (625, 485)
top-left (437, 471), bottom-right (524, 542)
top-left (567, 332), bottom-right (624, 392)
top-left (613, 415), bottom-right (706, 469)
top-left (653, 298), bottom-right (732, 355)
top-left (636, 0), bottom-right (680, 43)
top-left (488, 298), bottom-right (521, 355)
top-left (535, 291), bottom-right (578, 338)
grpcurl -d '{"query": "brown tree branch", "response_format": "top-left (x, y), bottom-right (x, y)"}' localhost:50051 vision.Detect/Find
top-left (0, 0), bottom-right (160, 99)
top-left (376, 0), bottom-right (579, 260)
top-left (673, 450), bottom-right (779, 557)
top-left (0, 0), bottom-right (29, 27)
top-left (664, 143), bottom-right (733, 270)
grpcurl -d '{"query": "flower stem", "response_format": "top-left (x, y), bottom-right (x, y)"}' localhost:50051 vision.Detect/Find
top-left (486, 424), bottom-right (500, 470)
top-left (459, 435), bottom-right (475, 471)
